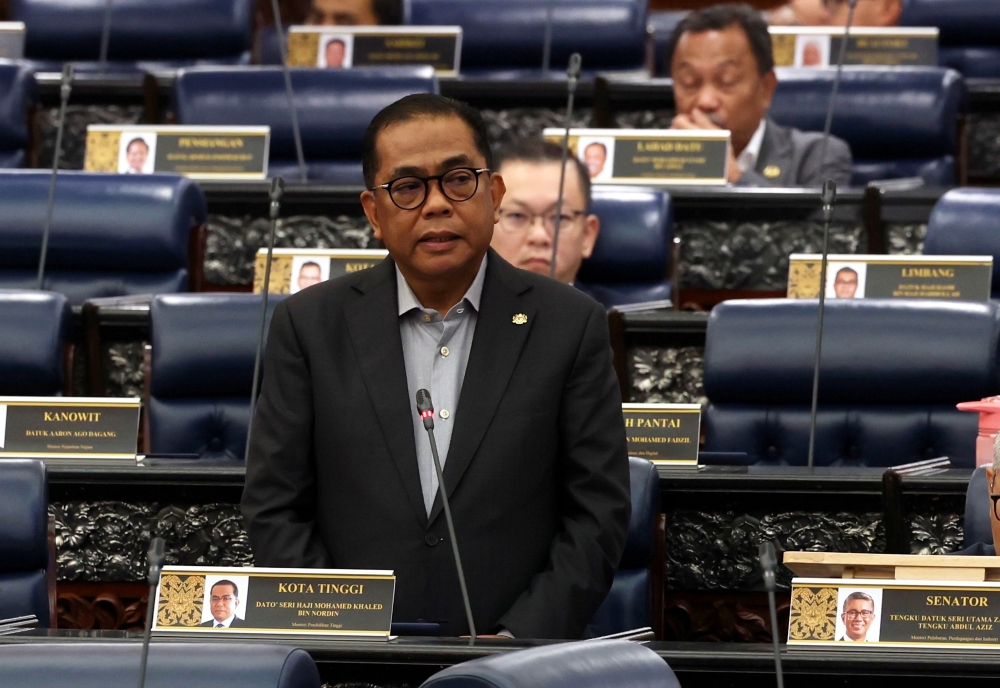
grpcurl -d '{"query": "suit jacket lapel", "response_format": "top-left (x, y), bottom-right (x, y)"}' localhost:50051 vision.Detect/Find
top-left (343, 258), bottom-right (428, 528)
top-left (428, 250), bottom-right (535, 524)
top-left (756, 117), bottom-right (794, 185)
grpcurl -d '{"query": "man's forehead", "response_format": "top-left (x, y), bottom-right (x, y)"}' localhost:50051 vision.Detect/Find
top-left (499, 159), bottom-right (587, 204)
top-left (376, 116), bottom-right (483, 173)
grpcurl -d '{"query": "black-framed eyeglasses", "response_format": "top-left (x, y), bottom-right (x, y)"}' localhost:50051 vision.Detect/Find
top-left (990, 472), bottom-right (1000, 520)
top-left (370, 167), bottom-right (490, 210)
top-left (842, 610), bottom-right (874, 620)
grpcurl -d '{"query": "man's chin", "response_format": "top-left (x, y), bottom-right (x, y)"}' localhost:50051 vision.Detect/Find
top-left (519, 259), bottom-right (551, 275)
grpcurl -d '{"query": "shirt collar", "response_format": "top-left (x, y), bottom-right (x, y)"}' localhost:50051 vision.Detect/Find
top-left (396, 254), bottom-right (488, 317)
top-left (736, 119), bottom-right (767, 173)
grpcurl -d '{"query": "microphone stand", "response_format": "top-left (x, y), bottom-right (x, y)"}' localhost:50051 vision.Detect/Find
top-left (541, 0), bottom-right (555, 72)
top-left (549, 52), bottom-right (582, 280)
top-left (99, 0), bottom-right (113, 70)
top-left (759, 542), bottom-right (784, 688)
top-left (415, 390), bottom-right (476, 646)
top-left (817, 0), bottom-right (858, 174)
top-left (36, 64), bottom-right (74, 291)
top-left (136, 537), bottom-right (166, 688)
top-left (245, 177), bottom-right (284, 461)
top-left (269, 0), bottom-right (307, 182)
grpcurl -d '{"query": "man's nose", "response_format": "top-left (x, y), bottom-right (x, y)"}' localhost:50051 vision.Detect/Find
top-left (694, 86), bottom-right (722, 112)
top-left (421, 179), bottom-right (453, 217)
top-left (526, 216), bottom-right (552, 245)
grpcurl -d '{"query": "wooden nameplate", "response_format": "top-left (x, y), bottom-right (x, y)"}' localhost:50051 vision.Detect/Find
top-left (784, 552), bottom-right (1000, 583)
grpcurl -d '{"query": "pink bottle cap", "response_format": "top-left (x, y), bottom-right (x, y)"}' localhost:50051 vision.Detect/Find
top-left (958, 396), bottom-right (1000, 432)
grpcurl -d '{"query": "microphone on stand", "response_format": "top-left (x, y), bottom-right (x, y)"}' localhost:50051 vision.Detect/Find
top-left (415, 389), bottom-right (477, 646)
top-left (36, 64), bottom-right (74, 291)
top-left (269, 0), bottom-right (307, 183)
top-left (549, 52), bottom-right (582, 280)
top-left (245, 177), bottom-right (284, 461)
top-left (759, 541), bottom-right (785, 688)
top-left (98, 0), bottom-right (114, 70)
top-left (136, 537), bottom-right (166, 688)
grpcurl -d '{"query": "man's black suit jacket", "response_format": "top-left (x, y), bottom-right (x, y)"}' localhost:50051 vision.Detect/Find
top-left (241, 249), bottom-right (631, 639)
top-left (199, 616), bottom-right (247, 628)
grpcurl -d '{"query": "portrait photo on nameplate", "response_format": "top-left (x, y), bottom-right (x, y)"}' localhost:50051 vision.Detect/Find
top-left (84, 125), bottom-right (270, 180)
top-left (621, 403), bottom-right (701, 465)
top-left (787, 254), bottom-right (993, 302)
top-left (788, 578), bottom-right (1000, 648)
top-left (153, 566), bottom-right (395, 639)
top-left (286, 26), bottom-right (462, 76)
top-left (253, 249), bottom-right (389, 294)
top-left (543, 128), bottom-right (730, 185)
top-left (770, 27), bottom-right (938, 68)
top-left (0, 397), bottom-right (140, 460)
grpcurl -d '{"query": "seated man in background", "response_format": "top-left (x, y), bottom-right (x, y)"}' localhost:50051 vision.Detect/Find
top-left (489, 139), bottom-right (600, 285)
top-left (668, 4), bottom-right (853, 187)
top-left (305, 0), bottom-right (402, 25)
top-left (769, 0), bottom-right (901, 27)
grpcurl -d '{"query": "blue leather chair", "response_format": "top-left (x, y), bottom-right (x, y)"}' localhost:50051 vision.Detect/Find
top-left (901, 0), bottom-right (1000, 78)
top-left (171, 66), bottom-right (439, 183)
top-left (703, 299), bottom-right (1000, 467)
top-left (0, 173), bottom-right (206, 305)
top-left (923, 188), bottom-right (1000, 298)
top-left (648, 11), bottom-right (688, 77)
top-left (0, 643), bottom-right (321, 688)
top-left (10, 0), bottom-right (254, 70)
top-left (963, 465), bottom-right (991, 550)
top-left (407, 0), bottom-right (647, 75)
top-left (0, 460), bottom-right (52, 627)
top-left (148, 293), bottom-right (288, 460)
top-left (577, 187), bottom-right (673, 309)
top-left (769, 67), bottom-right (965, 187)
top-left (0, 289), bottom-right (69, 395)
top-left (0, 64), bottom-right (36, 168)
top-left (588, 456), bottom-right (662, 638)
top-left (422, 639), bottom-right (679, 688)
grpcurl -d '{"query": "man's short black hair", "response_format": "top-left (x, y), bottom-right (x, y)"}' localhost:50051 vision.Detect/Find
top-left (361, 94), bottom-right (492, 188)
top-left (211, 579), bottom-right (239, 598)
top-left (584, 142), bottom-right (607, 155)
top-left (126, 137), bottom-right (149, 151)
top-left (836, 267), bottom-right (858, 277)
top-left (494, 138), bottom-right (591, 208)
top-left (373, 0), bottom-right (403, 25)
top-left (843, 591), bottom-right (874, 608)
top-left (300, 261), bottom-right (321, 272)
top-left (666, 3), bottom-right (775, 76)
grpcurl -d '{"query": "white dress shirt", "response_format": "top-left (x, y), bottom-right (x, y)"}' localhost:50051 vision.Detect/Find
top-left (736, 119), bottom-right (767, 173)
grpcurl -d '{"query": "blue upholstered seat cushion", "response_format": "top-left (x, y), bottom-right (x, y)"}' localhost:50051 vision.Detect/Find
top-left (924, 188), bottom-right (1000, 297)
top-left (0, 290), bottom-right (69, 395)
top-left (0, 63), bottom-right (35, 161)
top-left (0, 459), bottom-right (49, 626)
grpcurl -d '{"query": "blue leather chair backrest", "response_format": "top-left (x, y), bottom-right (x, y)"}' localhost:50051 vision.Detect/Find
top-left (0, 459), bottom-right (50, 627)
top-left (924, 188), bottom-right (1000, 297)
top-left (421, 639), bottom-right (679, 688)
top-left (172, 67), bottom-right (439, 164)
top-left (587, 456), bottom-right (660, 637)
top-left (0, 172), bottom-right (205, 304)
top-left (149, 293), bottom-right (288, 460)
top-left (10, 0), bottom-right (254, 62)
top-left (648, 10), bottom-right (688, 77)
top-left (0, 63), bottom-right (36, 167)
top-left (0, 643), bottom-right (321, 688)
top-left (900, 1), bottom-right (1000, 77)
top-left (407, 0), bottom-right (647, 72)
top-left (577, 187), bottom-right (672, 308)
top-left (704, 299), bottom-right (1000, 467)
top-left (0, 289), bottom-right (69, 395)
top-left (769, 67), bottom-right (964, 184)
top-left (964, 465), bottom-right (991, 549)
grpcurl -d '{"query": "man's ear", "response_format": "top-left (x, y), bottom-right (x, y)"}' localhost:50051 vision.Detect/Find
top-left (580, 214), bottom-right (600, 259)
top-left (360, 189), bottom-right (383, 241)
top-left (761, 70), bottom-right (778, 110)
top-left (883, 0), bottom-right (903, 26)
top-left (490, 172), bottom-right (506, 224)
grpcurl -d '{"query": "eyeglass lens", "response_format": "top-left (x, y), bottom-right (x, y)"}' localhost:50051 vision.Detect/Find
top-left (389, 168), bottom-right (481, 209)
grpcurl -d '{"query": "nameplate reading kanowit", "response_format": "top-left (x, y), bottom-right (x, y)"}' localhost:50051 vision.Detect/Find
top-left (0, 397), bottom-right (140, 461)
top-left (622, 403), bottom-right (701, 465)
top-left (787, 254), bottom-right (992, 301)
top-left (153, 566), bottom-right (395, 640)
top-left (84, 125), bottom-right (270, 179)
top-left (0, 22), bottom-right (25, 59)
top-left (252, 248), bottom-right (389, 294)
top-left (286, 26), bottom-right (461, 76)
top-left (542, 128), bottom-right (730, 186)
top-left (770, 27), bottom-right (938, 67)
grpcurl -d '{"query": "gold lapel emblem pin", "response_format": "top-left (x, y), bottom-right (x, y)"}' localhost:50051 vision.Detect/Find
top-left (763, 165), bottom-right (781, 179)
top-left (512, 313), bottom-right (528, 325)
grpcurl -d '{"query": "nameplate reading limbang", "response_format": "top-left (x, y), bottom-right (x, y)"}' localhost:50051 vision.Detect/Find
top-left (770, 27), bottom-right (938, 68)
top-left (252, 248), bottom-right (389, 294)
top-left (0, 397), bottom-right (140, 459)
top-left (622, 403), bottom-right (701, 465)
top-left (542, 128), bottom-right (730, 186)
top-left (84, 125), bottom-right (270, 179)
top-left (787, 254), bottom-right (993, 302)
top-left (153, 566), bottom-right (395, 640)
top-left (286, 26), bottom-right (461, 76)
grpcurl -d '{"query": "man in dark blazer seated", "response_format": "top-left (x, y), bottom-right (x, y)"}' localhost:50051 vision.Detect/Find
top-left (241, 94), bottom-right (631, 639)
top-left (667, 4), bottom-right (853, 187)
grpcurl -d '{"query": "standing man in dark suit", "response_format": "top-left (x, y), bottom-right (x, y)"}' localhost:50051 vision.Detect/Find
top-left (241, 94), bottom-right (631, 639)
top-left (667, 4), bottom-right (853, 187)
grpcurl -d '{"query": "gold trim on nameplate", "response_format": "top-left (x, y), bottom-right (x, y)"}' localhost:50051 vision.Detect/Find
top-left (788, 586), bottom-right (839, 641)
top-left (83, 129), bottom-right (121, 173)
top-left (286, 31), bottom-right (321, 66)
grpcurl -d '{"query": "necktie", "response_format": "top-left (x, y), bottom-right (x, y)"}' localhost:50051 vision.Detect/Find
top-left (215, 623), bottom-right (224, 628)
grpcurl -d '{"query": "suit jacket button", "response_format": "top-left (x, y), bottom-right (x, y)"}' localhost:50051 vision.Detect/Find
top-left (425, 533), bottom-right (439, 546)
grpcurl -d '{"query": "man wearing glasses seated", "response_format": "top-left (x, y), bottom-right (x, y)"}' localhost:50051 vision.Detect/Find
top-left (242, 94), bottom-right (631, 639)
top-left (489, 138), bottom-right (600, 286)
